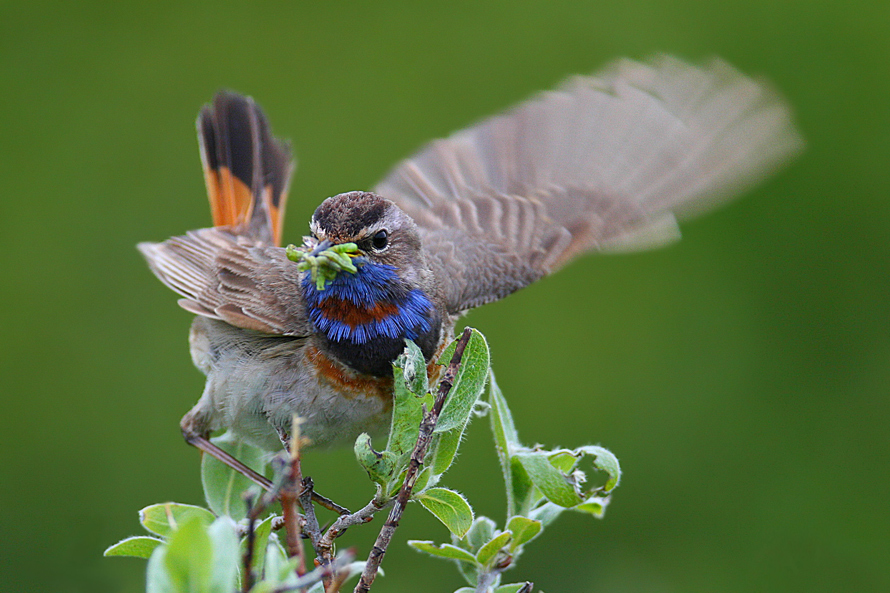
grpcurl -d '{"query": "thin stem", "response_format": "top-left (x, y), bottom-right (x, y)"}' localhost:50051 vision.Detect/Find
top-left (271, 550), bottom-right (356, 593)
top-left (299, 477), bottom-right (323, 554)
top-left (242, 494), bottom-right (258, 593)
top-left (280, 415), bottom-right (307, 575)
top-left (354, 327), bottom-right (474, 593)
top-left (317, 496), bottom-right (392, 561)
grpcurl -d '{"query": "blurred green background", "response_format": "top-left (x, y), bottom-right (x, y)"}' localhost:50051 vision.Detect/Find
top-left (2, 1), bottom-right (888, 591)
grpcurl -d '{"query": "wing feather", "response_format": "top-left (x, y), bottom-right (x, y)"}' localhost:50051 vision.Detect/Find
top-left (376, 55), bottom-right (803, 313)
top-left (138, 228), bottom-right (311, 336)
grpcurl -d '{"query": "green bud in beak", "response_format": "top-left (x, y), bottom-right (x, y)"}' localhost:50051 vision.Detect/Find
top-left (286, 241), bottom-right (362, 290)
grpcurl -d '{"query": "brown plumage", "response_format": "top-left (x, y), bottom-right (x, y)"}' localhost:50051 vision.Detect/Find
top-left (139, 56), bottom-right (802, 457)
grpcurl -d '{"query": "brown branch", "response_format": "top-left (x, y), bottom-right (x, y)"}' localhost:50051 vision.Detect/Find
top-left (299, 476), bottom-right (326, 560)
top-left (271, 549), bottom-right (356, 593)
top-left (280, 415), bottom-right (307, 576)
top-left (316, 496), bottom-right (392, 561)
top-left (242, 494), bottom-right (258, 593)
top-left (354, 327), bottom-right (474, 593)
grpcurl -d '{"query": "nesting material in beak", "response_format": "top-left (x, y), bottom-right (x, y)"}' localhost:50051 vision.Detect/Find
top-left (286, 240), bottom-right (362, 290)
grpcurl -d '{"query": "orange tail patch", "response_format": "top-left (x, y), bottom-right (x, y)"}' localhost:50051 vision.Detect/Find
top-left (197, 92), bottom-right (294, 246)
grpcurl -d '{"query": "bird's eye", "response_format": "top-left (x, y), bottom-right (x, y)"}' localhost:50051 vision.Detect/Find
top-left (371, 230), bottom-right (388, 250)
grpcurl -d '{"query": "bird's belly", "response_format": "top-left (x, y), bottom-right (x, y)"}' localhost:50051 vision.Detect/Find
top-left (192, 318), bottom-right (394, 451)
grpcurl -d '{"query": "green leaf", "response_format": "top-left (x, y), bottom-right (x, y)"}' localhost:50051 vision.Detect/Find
top-left (400, 339), bottom-right (429, 396)
top-left (146, 545), bottom-right (174, 593)
top-left (506, 516), bottom-right (542, 551)
top-left (240, 515), bottom-right (275, 582)
top-left (464, 516), bottom-right (496, 553)
top-left (104, 535), bottom-right (163, 558)
top-left (164, 516), bottom-right (213, 593)
top-left (354, 433), bottom-right (396, 486)
top-left (488, 371), bottom-right (519, 452)
top-left (417, 488), bottom-right (475, 538)
top-left (208, 517), bottom-right (239, 593)
top-left (509, 456), bottom-right (539, 518)
top-left (436, 329), bottom-right (490, 433)
top-left (408, 540), bottom-right (479, 564)
top-left (261, 539), bottom-right (293, 587)
top-left (527, 502), bottom-right (565, 527)
top-left (140, 503), bottom-right (216, 538)
top-left (385, 352), bottom-right (429, 459)
top-left (576, 445), bottom-right (622, 492)
top-left (488, 373), bottom-right (536, 516)
top-left (429, 426), bottom-right (462, 477)
top-left (414, 466), bottom-right (433, 492)
top-left (547, 449), bottom-right (579, 473)
top-left (574, 496), bottom-right (610, 519)
top-left (201, 431), bottom-right (268, 520)
top-left (515, 451), bottom-right (584, 508)
top-left (475, 531), bottom-right (512, 567)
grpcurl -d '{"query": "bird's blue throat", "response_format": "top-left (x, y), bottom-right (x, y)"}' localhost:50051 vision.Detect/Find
top-left (302, 259), bottom-right (440, 376)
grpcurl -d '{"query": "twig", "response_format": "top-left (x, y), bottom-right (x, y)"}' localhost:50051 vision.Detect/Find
top-left (242, 493), bottom-right (258, 593)
top-left (354, 327), bottom-right (474, 593)
top-left (280, 415), bottom-right (307, 575)
top-left (299, 477), bottom-right (323, 553)
top-left (311, 490), bottom-right (350, 515)
top-left (271, 550), bottom-right (356, 593)
top-left (317, 496), bottom-right (392, 561)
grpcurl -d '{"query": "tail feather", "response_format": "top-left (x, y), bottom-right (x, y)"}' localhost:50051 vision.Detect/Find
top-left (197, 92), bottom-right (294, 245)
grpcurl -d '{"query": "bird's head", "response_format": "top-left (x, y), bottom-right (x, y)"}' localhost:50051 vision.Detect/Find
top-left (289, 191), bottom-right (424, 290)
top-left (287, 192), bottom-right (439, 374)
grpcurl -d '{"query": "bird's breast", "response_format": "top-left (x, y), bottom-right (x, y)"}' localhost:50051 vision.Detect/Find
top-left (303, 263), bottom-right (442, 376)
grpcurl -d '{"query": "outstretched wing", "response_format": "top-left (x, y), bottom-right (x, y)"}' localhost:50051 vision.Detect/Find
top-left (138, 229), bottom-right (311, 336)
top-left (375, 55), bottom-right (803, 313)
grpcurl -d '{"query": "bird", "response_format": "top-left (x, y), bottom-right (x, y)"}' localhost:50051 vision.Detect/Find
top-left (139, 55), bottom-right (802, 484)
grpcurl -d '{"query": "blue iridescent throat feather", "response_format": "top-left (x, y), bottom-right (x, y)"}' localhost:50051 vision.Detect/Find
top-left (302, 260), bottom-right (434, 345)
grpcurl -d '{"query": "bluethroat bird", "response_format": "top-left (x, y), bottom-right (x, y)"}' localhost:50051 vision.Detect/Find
top-left (139, 56), bottom-right (801, 486)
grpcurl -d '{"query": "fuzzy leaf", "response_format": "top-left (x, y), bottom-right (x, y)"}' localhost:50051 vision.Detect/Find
top-left (354, 433), bottom-right (396, 486)
top-left (201, 431), bottom-right (268, 521)
top-left (262, 539), bottom-right (294, 588)
top-left (475, 531), bottom-right (512, 567)
top-left (488, 373), bottom-right (535, 516)
top-left (576, 445), bottom-right (622, 492)
top-left (574, 496), bottom-right (611, 519)
top-left (140, 503), bottom-right (215, 538)
top-left (400, 340), bottom-right (429, 396)
top-left (408, 540), bottom-right (479, 564)
top-left (464, 516), bottom-right (497, 553)
top-left (164, 516), bottom-right (213, 593)
top-left (240, 515), bottom-right (275, 581)
top-left (208, 518), bottom-right (239, 593)
top-left (104, 536), bottom-right (163, 558)
top-left (547, 449), bottom-right (579, 473)
top-left (417, 487), bottom-right (475, 538)
top-left (506, 516), bottom-right (542, 551)
top-left (527, 502), bottom-right (565, 527)
top-left (385, 352), bottom-right (430, 459)
top-left (515, 451), bottom-right (583, 508)
top-left (429, 426), bottom-right (462, 477)
top-left (146, 545), bottom-right (174, 593)
top-left (436, 329), bottom-right (490, 433)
